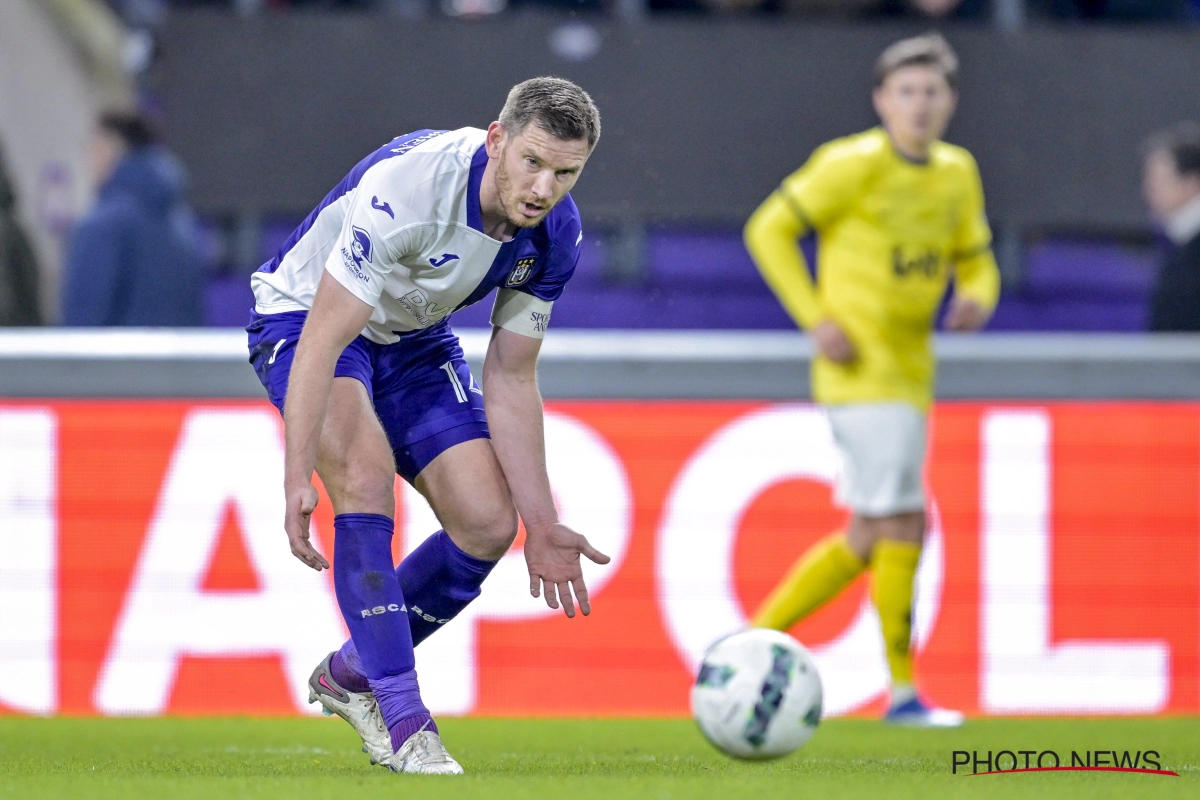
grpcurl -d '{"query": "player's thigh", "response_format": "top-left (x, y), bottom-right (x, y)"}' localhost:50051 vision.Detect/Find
top-left (314, 377), bottom-right (397, 517)
top-left (828, 403), bottom-right (927, 551)
top-left (847, 511), bottom-right (926, 557)
top-left (414, 437), bottom-right (518, 561)
top-left (249, 311), bottom-right (395, 516)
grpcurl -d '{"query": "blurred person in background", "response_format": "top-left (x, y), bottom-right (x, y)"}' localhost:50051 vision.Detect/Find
top-left (62, 110), bottom-right (202, 326)
top-left (0, 141), bottom-right (43, 326)
top-left (653, 0), bottom-right (987, 16)
top-left (875, 0), bottom-right (988, 19)
top-left (744, 33), bottom-right (998, 726)
top-left (1145, 122), bottom-right (1200, 331)
top-left (1032, 0), bottom-right (1195, 21)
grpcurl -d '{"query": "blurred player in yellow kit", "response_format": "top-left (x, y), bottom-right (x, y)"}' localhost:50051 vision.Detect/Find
top-left (743, 33), bottom-right (999, 727)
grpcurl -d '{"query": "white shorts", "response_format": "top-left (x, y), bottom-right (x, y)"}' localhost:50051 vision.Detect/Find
top-left (826, 402), bottom-right (927, 517)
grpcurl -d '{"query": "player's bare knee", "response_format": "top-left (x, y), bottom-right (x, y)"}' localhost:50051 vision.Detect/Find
top-left (328, 466), bottom-right (395, 516)
top-left (454, 501), bottom-right (518, 561)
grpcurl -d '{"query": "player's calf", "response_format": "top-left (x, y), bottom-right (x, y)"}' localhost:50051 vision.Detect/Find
top-left (398, 529), bottom-right (500, 645)
top-left (332, 513), bottom-right (439, 759)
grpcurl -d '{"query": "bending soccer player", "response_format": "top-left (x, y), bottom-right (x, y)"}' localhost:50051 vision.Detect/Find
top-left (744, 34), bottom-right (999, 727)
top-left (246, 78), bottom-right (609, 772)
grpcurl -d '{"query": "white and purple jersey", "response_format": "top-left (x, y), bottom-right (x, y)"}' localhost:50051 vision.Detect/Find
top-left (251, 127), bottom-right (581, 344)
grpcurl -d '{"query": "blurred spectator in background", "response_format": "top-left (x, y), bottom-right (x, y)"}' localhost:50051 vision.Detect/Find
top-left (653, 0), bottom-right (990, 18)
top-left (1144, 122), bottom-right (1200, 331)
top-left (62, 111), bottom-right (203, 326)
top-left (875, 0), bottom-right (989, 19)
top-left (1033, 0), bottom-right (1195, 20)
top-left (0, 142), bottom-right (43, 326)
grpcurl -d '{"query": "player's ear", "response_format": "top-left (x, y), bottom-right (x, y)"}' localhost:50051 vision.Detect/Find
top-left (871, 87), bottom-right (887, 120)
top-left (485, 122), bottom-right (507, 159)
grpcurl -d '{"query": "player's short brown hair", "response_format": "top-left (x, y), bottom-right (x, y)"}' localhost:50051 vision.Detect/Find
top-left (1144, 121), bottom-right (1200, 180)
top-left (499, 77), bottom-right (601, 151)
top-left (874, 33), bottom-right (959, 90)
top-left (99, 110), bottom-right (159, 149)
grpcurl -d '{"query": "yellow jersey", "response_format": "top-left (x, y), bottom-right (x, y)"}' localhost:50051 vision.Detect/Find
top-left (744, 127), bottom-right (1000, 411)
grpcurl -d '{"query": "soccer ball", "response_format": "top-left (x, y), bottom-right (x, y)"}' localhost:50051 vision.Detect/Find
top-left (690, 629), bottom-right (823, 760)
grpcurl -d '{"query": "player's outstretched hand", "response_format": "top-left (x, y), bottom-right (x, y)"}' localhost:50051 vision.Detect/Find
top-left (945, 296), bottom-right (989, 332)
top-left (285, 481), bottom-right (329, 571)
top-left (813, 319), bottom-right (858, 363)
top-left (525, 522), bottom-right (611, 618)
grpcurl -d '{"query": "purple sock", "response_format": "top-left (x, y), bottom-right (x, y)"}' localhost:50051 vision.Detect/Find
top-left (335, 530), bottom-right (498, 685)
top-left (370, 669), bottom-right (438, 750)
top-left (332, 513), bottom-right (416, 679)
top-left (398, 530), bottom-right (497, 646)
top-left (330, 646), bottom-right (370, 693)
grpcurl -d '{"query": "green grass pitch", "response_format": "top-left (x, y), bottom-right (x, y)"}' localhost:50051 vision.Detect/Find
top-left (1, 716), bottom-right (1196, 799)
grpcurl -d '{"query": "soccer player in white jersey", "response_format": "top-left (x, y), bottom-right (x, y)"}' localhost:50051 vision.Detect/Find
top-left (246, 78), bottom-right (607, 774)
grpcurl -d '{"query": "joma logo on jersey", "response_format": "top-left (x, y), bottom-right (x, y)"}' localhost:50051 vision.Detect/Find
top-left (507, 257), bottom-right (537, 287)
top-left (398, 289), bottom-right (452, 326)
top-left (361, 603), bottom-right (406, 618)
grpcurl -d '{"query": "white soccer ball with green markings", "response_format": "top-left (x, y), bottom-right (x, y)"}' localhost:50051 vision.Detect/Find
top-left (690, 629), bottom-right (823, 760)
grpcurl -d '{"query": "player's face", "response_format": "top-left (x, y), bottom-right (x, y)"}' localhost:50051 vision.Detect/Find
top-left (90, 129), bottom-right (126, 185)
top-left (1143, 149), bottom-right (1200, 221)
top-left (489, 122), bottom-right (590, 228)
top-left (873, 66), bottom-right (957, 155)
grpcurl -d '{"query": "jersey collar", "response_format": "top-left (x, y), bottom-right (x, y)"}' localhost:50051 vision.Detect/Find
top-left (467, 143), bottom-right (488, 233)
top-left (881, 128), bottom-right (932, 167)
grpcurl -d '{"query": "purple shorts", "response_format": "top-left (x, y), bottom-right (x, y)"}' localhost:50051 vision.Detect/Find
top-left (247, 311), bottom-right (489, 484)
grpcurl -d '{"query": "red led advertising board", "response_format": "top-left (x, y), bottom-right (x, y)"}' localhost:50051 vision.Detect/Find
top-left (0, 401), bottom-right (1195, 717)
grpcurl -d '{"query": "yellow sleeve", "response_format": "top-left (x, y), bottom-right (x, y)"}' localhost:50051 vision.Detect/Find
top-left (744, 191), bottom-right (823, 330)
top-left (954, 250), bottom-right (1001, 312)
top-left (743, 141), bottom-right (874, 330)
top-left (950, 154), bottom-right (1000, 311)
top-left (781, 139), bottom-right (875, 229)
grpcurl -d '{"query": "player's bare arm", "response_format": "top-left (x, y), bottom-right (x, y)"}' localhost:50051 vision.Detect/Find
top-left (282, 271), bottom-right (374, 571)
top-left (482, 326), bottom-right (611, 618)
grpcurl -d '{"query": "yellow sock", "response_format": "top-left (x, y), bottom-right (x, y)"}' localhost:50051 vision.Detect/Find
top-left (751, 533), bottom-right (866, 631)
top-left (870, 539), bottom-right (922, 686)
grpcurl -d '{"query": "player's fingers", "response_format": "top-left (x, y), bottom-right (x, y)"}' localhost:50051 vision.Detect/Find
top-left (557, 581), bottom-right (576, 618)
top-left (543, 580), bottom-right (559, 609)
top-left (579, 537), bottom-right (611, 565)
top-left (290, 544), bottom-right (319, 570)
top-left (292, 537), bottom-right (327, 571)
top-left (310, 546), bottom-right (330, 570)
top-left (529, 571), bottom-right (541, 598)
top-left (572, 578), bottom-right (592, 616)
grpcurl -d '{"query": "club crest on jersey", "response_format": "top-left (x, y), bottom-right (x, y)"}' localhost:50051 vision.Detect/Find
top-left (351, 226), bottom-right (373, 266)
top-left (507, 257), bottom-right (536, 287)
